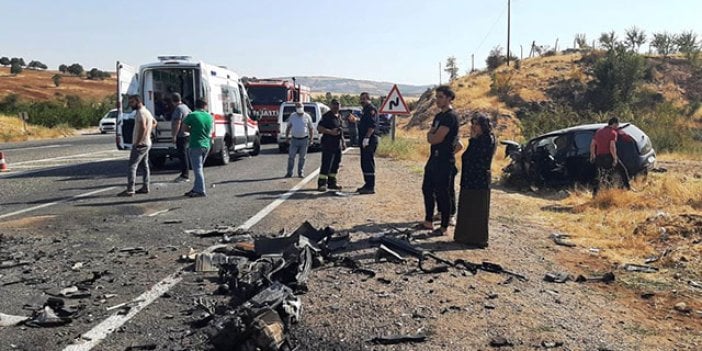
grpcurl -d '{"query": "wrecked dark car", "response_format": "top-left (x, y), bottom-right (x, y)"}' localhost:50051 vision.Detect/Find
top-left (501, 123), bottom-right (656, 188)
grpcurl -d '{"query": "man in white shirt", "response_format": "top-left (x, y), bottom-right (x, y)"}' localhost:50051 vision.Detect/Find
top-left (118, 95), bottom-right (157, 196)
top-left (285, 102), bottom-right (314, 178)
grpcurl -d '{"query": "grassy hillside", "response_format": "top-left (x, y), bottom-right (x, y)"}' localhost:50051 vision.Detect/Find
top-left (272, 76), bottom-right (431, 97)
top-left (0, 67), bottom-right (114, 101)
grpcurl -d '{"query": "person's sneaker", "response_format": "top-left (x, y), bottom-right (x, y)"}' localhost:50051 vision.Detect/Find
top-left (448, 216), bottom-right (457, 226)
top-left (184, 190), bottom-right (194, 196)
top-left (284, 173), bottom-right (293, 178)
top-left (298, 173), bottom-right (305, 178)
top-left (135, 187), bottom-right (149, 194)
top-left (317, 185), bottom-right (327, 192)
top-left (357, 188), bottom-right (375, 195)
top-left (174, 175), bottom-right (190, 183)
top-left (117, 190), bottom-right (135, 197)
top-left (328, 184), bottom-right (342, 191)
top-left (188, 192), bottom-right (206, 197)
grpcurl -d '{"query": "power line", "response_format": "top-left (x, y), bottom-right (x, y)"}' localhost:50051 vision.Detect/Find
top-left (473, 2), bottom-right (510, 56)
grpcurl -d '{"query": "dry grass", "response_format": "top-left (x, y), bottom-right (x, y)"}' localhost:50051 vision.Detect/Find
top-left (530, 169), bottom-right (702, 269)
top-left (0, 67), bottom-right (114, 101)
top-left (0, 114), bottom-right (74, 142)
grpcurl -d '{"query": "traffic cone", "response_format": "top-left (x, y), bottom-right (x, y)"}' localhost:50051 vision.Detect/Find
top-left (0, 152), bottom-right (8, 172)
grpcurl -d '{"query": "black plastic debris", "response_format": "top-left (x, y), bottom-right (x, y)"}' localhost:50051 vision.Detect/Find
top-left (375, 244), bottom-right (406, 264)
top-left (575, 272), bottom-right (615, 283)
top-left (124, 344), bottom-right (157, 351)
top-left (25, 306), bottom-right (72, 328)
top-left (370, 332), bottom-right (427, 345)
top-left (622, 264), bottom-right (658, 273)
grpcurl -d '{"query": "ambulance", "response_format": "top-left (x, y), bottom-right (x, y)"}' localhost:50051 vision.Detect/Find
top-left (116, 56), bottom-right (261, 167)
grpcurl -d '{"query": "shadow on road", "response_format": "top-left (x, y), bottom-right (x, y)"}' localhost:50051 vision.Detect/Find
top-left (74, 195), bottom-right (190, 207)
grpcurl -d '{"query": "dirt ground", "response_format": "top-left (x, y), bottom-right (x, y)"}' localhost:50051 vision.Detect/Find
top-left (253, 148), bottom-right (702, 351)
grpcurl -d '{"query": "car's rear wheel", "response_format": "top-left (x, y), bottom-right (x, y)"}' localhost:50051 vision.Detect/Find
top-left (250, 135), bottom-right (261, 156)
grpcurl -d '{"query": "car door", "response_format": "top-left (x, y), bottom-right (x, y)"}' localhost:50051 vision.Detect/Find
top-left (116, 61), bottom-right (138, 149)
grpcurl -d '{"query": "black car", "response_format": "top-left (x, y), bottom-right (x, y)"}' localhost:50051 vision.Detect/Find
top-left (501, 123), bottom-right (656, 187)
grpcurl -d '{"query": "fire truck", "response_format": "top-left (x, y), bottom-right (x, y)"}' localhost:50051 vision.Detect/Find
top-left (245, 78), bottom-right (310, 142)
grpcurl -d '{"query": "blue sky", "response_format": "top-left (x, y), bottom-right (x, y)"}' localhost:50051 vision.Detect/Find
top-left (1, 0), bottom-right (700, 85)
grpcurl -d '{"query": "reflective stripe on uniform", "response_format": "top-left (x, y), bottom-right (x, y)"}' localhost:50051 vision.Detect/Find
top-left (319, 174), bottom-right (328, 180)
top-left (363, 173), bottom-right (375, 176)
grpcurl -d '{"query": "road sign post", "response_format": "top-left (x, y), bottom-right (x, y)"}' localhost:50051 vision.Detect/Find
top-left (379, 85), bottom-right (410, 142)
top-left (18, 112), bottom-right (29, 133)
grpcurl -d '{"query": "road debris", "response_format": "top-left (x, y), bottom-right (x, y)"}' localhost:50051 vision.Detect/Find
top-left (575, 272), bottom-right (615, 283)
top-left (621, 264), bottom-right (658, 273)
top-left (0, 313), bottom-right (29, 327)
top-left (549, 233), bottom-right (576, 247)
top-left (674, 302), bottom-right (692, 314)
top-left (489, 336), bottom-right (514, 347)
top-left (370, 332), bottom-right (427, 345)
top-left (688, 280), bottom-right (702, 290)
top-left (544, 272), bottom-right (571, 283)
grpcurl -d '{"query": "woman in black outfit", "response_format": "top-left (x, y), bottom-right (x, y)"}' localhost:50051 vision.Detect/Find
top-left (454, 113), bottom-right (496, 247)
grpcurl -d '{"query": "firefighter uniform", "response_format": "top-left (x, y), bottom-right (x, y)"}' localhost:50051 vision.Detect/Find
top-left (317, 110), bottom-right (344, 191)
top-left (358, 103), bottom-right (378, 193)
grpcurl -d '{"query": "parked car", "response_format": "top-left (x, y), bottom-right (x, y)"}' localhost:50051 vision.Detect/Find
top-left (277, 102), bottom-right (330, 153)
top-left (99, 109), bottom-right (118, 134)
top-left (501, 123), bottom-right (656, 188)
top-left (339, 107), bottom-right (362, 141)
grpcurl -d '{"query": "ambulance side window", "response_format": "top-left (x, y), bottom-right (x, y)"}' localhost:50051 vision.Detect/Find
top-left (229, 84), bottom-right (242, 114)
top-left (221, 86), bottom-right (232, 115)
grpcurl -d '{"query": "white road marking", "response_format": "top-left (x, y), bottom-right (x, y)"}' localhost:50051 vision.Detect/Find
top-left (0, 156), bottom-right (125, 177)
top-left (61, 148), bottom-right (353, 350)
top-left (0, 187), bottom-right (117, 220)
top-left (11, 150), bottom-right (119, 165)
top-left (2, 144), bottom-right (67, 151)
top-left (62, 273), bottom-right (182, 351)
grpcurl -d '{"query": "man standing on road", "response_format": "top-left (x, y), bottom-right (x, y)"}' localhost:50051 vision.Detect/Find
top-left (182, 99), bottom-right (213, 197)
top-left (285, 102), bottom-right (314, 178)
top-left (317, 99), bottom-right (346, 191)
top-left (170, 93), bottom-right (192, 183)
top-left (357, 92), bottom-right (378, 194)
top-left (118, 95), bottom-right (157, 197)
top-left (590, 117), bottom-right (631, 195)
top-left (419, 86), bottom-right (459, 236)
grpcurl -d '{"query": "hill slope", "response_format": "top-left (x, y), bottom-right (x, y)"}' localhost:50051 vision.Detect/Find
top-left (0, 67), bottom-right (115, 101)
top-left (272, 76), bottom-right (431, 97)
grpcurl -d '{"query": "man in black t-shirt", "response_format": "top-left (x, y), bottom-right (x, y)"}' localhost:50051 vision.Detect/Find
top-left (357, 92), bottom-right (378, 194)
top-left (317, 99), bottom-right (346, 191)
top-left (420, 86), bottom-right (459, 236)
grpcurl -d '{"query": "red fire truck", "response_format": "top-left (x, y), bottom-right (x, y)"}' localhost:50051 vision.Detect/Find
top-left (245, 78), bottom-right (310, 142)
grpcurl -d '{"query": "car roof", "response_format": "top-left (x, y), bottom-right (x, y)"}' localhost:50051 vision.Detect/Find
top-left (532, 122), bottom-right (637, 141)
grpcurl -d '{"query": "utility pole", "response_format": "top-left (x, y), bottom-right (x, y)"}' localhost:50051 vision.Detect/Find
top-left (507, 0), bottom-right (511, 66)
top-left (471, 54), bottom-right (474, 72)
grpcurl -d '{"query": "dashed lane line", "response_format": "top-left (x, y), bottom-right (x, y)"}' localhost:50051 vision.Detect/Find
top-left (0, 187), bottom-right (118, 220)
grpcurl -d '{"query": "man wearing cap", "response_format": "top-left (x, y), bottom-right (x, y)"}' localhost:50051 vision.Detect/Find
top-left (285, 102), bottom-right (314, 178)
top-left (357, 92), bottom-right (378, 194)
top-left (170, 93), bottom-right (192, 182)
top-left (317, 99), bottom-right (346, 191)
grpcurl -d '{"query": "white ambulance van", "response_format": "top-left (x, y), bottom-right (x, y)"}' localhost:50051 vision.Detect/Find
top-left (116, 56), bottom-right (261, 167)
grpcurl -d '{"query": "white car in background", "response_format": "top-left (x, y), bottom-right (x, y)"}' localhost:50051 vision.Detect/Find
top-left (99, 109), bottom-right (118, 134)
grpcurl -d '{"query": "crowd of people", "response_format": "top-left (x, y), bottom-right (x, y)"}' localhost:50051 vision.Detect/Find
top-left (115, 88), bottom-right (627, 250)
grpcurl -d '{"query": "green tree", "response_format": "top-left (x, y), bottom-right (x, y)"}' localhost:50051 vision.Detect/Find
top-left (18, 58), bottom-right (26, 66)
top-left (575, 33), bottom-right (589, 49)
top-left (67, 63), bottom-right (84, 76)
top-left (589, 44), bottom-right (645, 111)
top-left (10, 62), bottom-right (22, 75)
top-left (58, 64), bottom-right (68, 73)
top-left (598, 31), bottom-right (618, 51)
top-left (625, 27), bottom-right (646, 52)
top-left (651, 32), bottom-right (677, 58)
top-left (0, 57), bottom-right (9, 66)
top-left (675, 31), bottom-right (700, 62)
top-left (486, 46), bottom-right (506, 71)
top-left (27, 60), bottom-right (48, 70)
top-left (52, 74), bottom-right (62, 87)
top-left (444, 56), bottom-right (459, 82)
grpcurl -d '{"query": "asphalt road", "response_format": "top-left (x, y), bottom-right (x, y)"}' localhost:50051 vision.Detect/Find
top-left (0, 134), bottom-right (326, 350)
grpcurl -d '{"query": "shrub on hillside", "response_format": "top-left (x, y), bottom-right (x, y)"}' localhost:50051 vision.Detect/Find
top-left (520, 104), bottom-right (589, 140)
top-left (52, 74), bottom-right (62, 87)
top-left (0, 94), bottom-right (113, 129)
top-left (10, 63), bottom-right (22, 75)
top-left (0, 57), bottom-right (9, 66)
top-left (486, 46), bottom-right (517, 71)
top-left (587, 45), bottom-right (645, 112)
